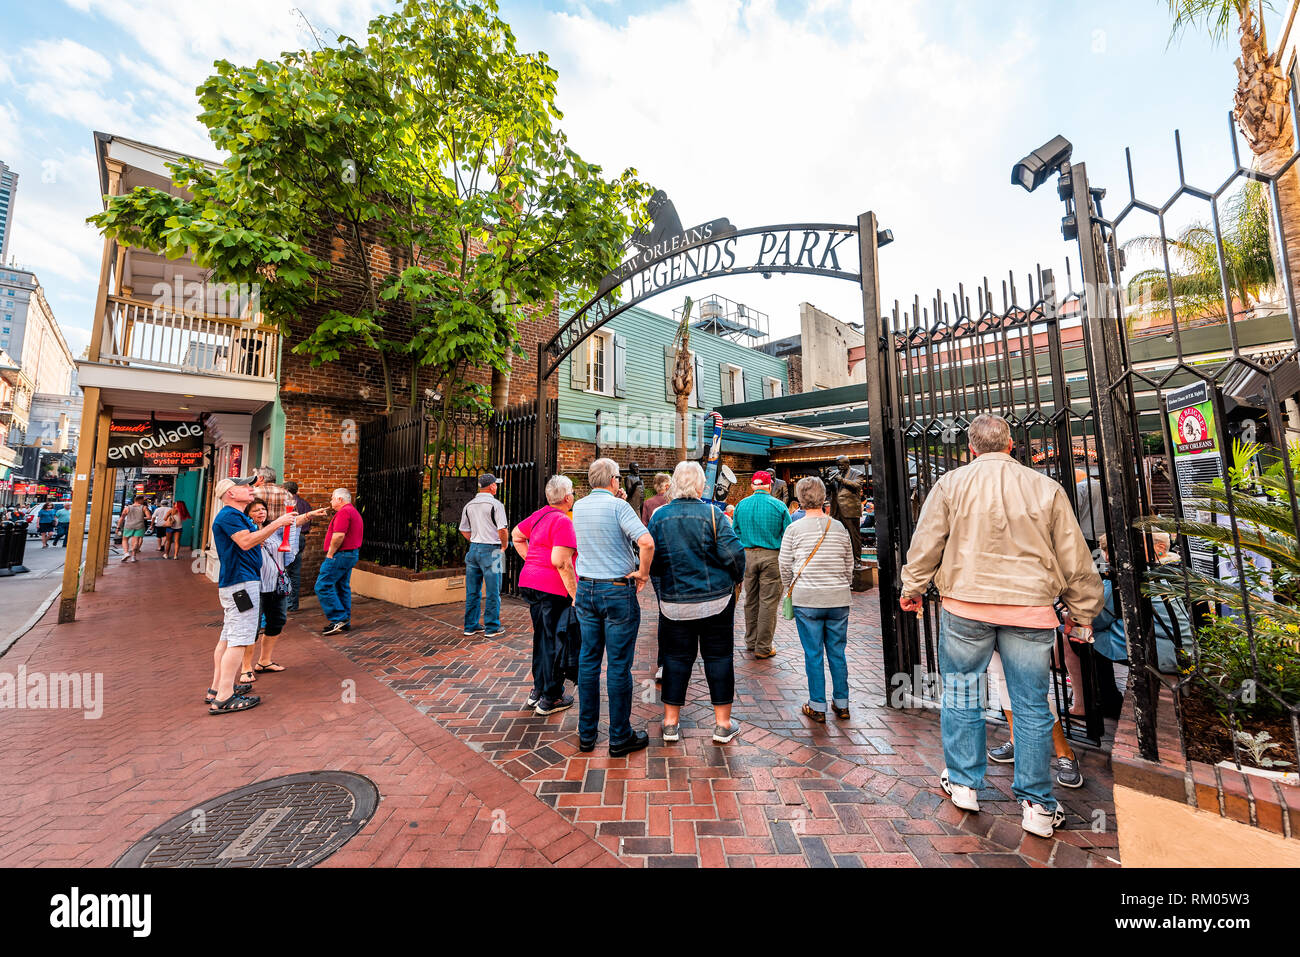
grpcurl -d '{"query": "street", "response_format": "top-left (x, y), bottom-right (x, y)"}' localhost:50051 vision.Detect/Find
top-left (0, 529), bottom-right (86, 655)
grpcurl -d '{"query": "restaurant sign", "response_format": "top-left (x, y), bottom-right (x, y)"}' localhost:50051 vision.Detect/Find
top-left (107, 419), bottom-right (204, 469)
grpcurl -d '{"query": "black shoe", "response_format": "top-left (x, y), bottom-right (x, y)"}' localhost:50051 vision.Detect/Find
top-left (322, 621), bottom-right (346, 636)
top-left (609, 730), bottom-right (649, 757)
top-left (578, 738), bottom-right (597, 753)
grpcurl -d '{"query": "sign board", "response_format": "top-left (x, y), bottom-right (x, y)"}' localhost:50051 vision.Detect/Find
top-left (228, 444), bottom-right (243, 478)
top-left (142, 467), bottom-right (179, 475)
top-left (1165, 381), bottom-right (1223, 577)
top-left (438, 475), bottom-right (478, 526)
top-left (108, 419), bottom-right (203, 469)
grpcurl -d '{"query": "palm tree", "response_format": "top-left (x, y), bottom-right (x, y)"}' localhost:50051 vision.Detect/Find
top-left (1122, 180), bottom-right (1274, 322)
top-left (1165, 1), bottom-right (1300, 304)
top-left (672, 296), bottom-right (694, 461)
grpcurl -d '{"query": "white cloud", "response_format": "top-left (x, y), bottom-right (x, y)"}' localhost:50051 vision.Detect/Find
top-left (532, 0), bottom-right (1042, 332)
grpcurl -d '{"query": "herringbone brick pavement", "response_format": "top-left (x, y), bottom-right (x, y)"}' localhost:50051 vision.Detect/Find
top-left (322, 586), bottom-right (1121, 868)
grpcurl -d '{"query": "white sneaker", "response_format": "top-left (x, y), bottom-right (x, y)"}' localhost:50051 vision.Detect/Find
top-left (654, 667), bottom-right (663, 681)
top-left (1020, 800), bottom-right (1066, 838)
top-left (939, 768), bottom-right (980, 812)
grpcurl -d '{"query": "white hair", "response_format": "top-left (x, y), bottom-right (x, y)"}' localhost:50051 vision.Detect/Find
top-left (256, 465), bottom-right (278, 484)
top-left (588, 457), bottom-right (619, 490)
top-left (545, 474), bottom-right (574, 505)
top-left (332, 488), bottom-right (352, 503)
top-left (669, 461), bottom-right (706, 500)
top-left (795, 476), bottom-right (826, 509)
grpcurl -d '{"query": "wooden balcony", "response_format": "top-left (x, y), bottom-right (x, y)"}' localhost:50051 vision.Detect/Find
top-left (100, 295), bottom-right (280, 382)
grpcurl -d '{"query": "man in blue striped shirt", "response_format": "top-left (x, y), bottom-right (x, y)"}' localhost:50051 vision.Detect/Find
top-left (571, 457), bottom-right (655, 757)
top-left (732, 470), bottom-right (791, 658)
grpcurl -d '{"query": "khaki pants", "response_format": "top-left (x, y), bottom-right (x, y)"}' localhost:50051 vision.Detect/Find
top-left (743, 548), bottom-right (782, 655)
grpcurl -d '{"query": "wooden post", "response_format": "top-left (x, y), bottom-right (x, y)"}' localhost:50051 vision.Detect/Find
top-left (57, 387), bottom-right (100, 622)
top-left (84, 408), bottom-right (112, 589)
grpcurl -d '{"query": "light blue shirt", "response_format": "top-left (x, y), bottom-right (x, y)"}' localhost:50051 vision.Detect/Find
top-left (572, 489), bottom-right (649, 579)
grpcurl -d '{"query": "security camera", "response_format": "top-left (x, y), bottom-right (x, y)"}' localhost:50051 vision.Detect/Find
top-left (1011, 135), bottom-right (1073, 193)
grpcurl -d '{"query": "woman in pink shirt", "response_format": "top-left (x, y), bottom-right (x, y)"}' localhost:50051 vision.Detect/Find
top-left (510, 475), bottom-right (578, 717)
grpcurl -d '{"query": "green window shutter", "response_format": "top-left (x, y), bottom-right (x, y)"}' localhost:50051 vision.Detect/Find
top-left (664, 345), bottom-right (675, 401)
top-left (761, 375), bottom-right (772, 400)
top-left (570, 345), bottom-right (587, 390)
top-left (613, 334), bottom-right (627, 398)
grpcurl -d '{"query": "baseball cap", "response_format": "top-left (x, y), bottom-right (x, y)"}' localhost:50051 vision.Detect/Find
top-left (478, 473), bottom-right (499, 488)
top-left (752, 470), bottom-right (773, 486)
top-left (213, 475), bottom-right (257, 500)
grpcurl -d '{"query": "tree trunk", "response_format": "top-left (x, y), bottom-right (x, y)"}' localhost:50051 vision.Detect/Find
top-left (675, 392), bottom-right (689, 463)
top-left (1234, 9), bottom-right (1300, 311)
top-left (1257, 140), bottom-right (1300, 311)
top-left (491, 365), bottom-right (510, 415)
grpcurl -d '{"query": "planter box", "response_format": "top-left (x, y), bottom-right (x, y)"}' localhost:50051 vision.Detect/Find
top-left (1112, 683), bottom-right (1300, 867)
top-left (350, 562), bottom-right (467, 608)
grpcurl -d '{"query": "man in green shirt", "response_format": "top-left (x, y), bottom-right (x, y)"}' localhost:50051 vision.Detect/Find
top-left (732, 470), bottom-right (791, 658)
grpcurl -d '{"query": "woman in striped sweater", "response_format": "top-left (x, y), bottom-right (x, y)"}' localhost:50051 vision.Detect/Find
top-left (779, 476), bottom-right (855, 723)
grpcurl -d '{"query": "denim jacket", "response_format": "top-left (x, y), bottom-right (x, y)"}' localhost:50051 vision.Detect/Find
top-left (647, 498), bottom-right (746, 603)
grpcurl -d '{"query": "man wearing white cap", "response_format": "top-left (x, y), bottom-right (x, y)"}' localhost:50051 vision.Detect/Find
top-left (207, 475), bottom-right (323, 714)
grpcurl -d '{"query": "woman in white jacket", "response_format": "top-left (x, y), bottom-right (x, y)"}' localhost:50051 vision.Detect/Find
top-left (779, 476), bottom-right (855, 723)
top-left (241, 498), bottom-right (300, 682)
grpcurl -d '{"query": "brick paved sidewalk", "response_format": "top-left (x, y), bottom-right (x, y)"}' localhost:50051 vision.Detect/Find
top-left (323, 587), bottom-right (1121, 868)
top-left (0, 549), bottom-right (616, 868)
top-left (0, 548), bottom-right (1120, 868)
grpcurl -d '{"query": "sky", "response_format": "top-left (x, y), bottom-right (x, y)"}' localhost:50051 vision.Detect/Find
top-left (0, 0), bottom-right (1284, 358)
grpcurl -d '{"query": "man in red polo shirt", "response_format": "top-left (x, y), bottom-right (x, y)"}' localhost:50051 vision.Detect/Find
top-left (315, 487), bottom-right (365, 636)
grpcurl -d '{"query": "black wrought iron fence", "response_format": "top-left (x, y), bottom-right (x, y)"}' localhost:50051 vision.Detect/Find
top-left (356, 396), bottom-right (558, 598)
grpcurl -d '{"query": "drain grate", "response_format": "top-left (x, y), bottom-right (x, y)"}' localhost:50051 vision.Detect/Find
top-left (114, 771), bottom-right (379, 868)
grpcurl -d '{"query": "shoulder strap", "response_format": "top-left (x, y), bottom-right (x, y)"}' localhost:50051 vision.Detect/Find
top-left (786, 518), bottom-right (833, 600)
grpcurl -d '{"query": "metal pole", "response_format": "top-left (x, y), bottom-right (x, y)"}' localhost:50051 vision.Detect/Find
top-left (1069, 162), bottom-right (1158, 760)
top-left (858, 211), bottom-right (905, 688)
top-left (535, 348), bottom-right (549, 503)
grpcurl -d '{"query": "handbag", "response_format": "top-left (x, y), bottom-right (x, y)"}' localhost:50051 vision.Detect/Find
top-left (782, 517), bottom-right (832, 620)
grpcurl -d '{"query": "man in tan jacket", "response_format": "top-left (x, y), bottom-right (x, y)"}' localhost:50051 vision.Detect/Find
top-left (899, 414), bottom-right (1102, 839)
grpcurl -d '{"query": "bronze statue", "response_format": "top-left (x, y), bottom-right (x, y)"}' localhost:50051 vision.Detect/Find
top-left (824, 455), bottom-right (866, 567)
top-left (624, 462), bottom-right (645, 516)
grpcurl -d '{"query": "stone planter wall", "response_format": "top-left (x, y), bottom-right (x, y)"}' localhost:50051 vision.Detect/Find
top-left (1113, 682), bottom-right (1300, 867)
top-left (350, 561), bottom-right (466, 609)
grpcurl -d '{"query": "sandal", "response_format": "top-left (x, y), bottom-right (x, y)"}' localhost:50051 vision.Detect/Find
top-left (831, 703), bottom-right (850, 720)
top-left (239, 670), bottom-right (256, 684)
top-left (208, 693), bottom-right (261, 715)
top-left (204, 684), bottom-right (251, 703)
top-left (254, 661), bottom-right (286, 674)
top-left (801, 702), bottom-right (826, 723)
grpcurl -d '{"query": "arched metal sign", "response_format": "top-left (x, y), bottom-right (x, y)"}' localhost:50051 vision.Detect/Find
top-left (533, 202), bottom-right (887, 539)
top-left (542, 210), bottom-right (870, 379)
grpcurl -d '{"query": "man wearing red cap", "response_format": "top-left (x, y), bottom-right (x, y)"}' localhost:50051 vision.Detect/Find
top-left (732, 470), bottom-right (791, 659)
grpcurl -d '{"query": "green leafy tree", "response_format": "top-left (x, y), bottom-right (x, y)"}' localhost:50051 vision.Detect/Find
top-left (89, 0), bottom-right (651, 446)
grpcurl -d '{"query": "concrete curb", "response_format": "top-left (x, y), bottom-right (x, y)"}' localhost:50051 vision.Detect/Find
top-left (0, 564), bottom-right (79, 658)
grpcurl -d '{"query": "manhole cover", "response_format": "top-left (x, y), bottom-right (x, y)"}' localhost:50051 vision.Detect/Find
top-left (114, 771), bottom-right (379, 868)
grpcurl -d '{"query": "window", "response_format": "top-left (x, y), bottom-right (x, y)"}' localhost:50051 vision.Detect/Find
top-left (720, 363), bottom-right (745, 405)
top-left (762, 376), bottom-right (783, 399)
top-left (587, 331), bottom-right (610, 394)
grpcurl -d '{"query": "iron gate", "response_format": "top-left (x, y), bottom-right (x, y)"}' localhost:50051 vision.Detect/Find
top-left (870, 268), bottom-right (1115, 742)
top-left (356, 396), bottom-right (558, 597)
top-left (871, 117), bottom-right (1300, 768)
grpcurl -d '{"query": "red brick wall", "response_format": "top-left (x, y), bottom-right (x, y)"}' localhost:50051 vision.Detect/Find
top-left (786, 354), bottom-right (804, 394)
top-left (280, 228), bottom-right (559, 583)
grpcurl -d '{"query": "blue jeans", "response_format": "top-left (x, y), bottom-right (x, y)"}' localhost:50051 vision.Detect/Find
top-left (576, 579), bottom-right (640, 744)
top-left (793, 605), bottom-right (850, 710)
top-left (314, 549), bottom-right (358, 624)
top-left (464, 543), bottom-right (503, 633)
top-left (939, 609), bottom-right (1056, 810)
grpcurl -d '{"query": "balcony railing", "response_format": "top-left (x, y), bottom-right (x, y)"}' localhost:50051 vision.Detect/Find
top-left (99, 295), bottom-right (280, 382)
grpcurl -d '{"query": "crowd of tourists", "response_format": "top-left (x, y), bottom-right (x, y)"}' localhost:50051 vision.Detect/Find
top-left (472, 456), bottom-right (858, 760)
top-left (474, 412), bottom-right (1152, 841)
top-left (207, 467), bottom-right (364, 715)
